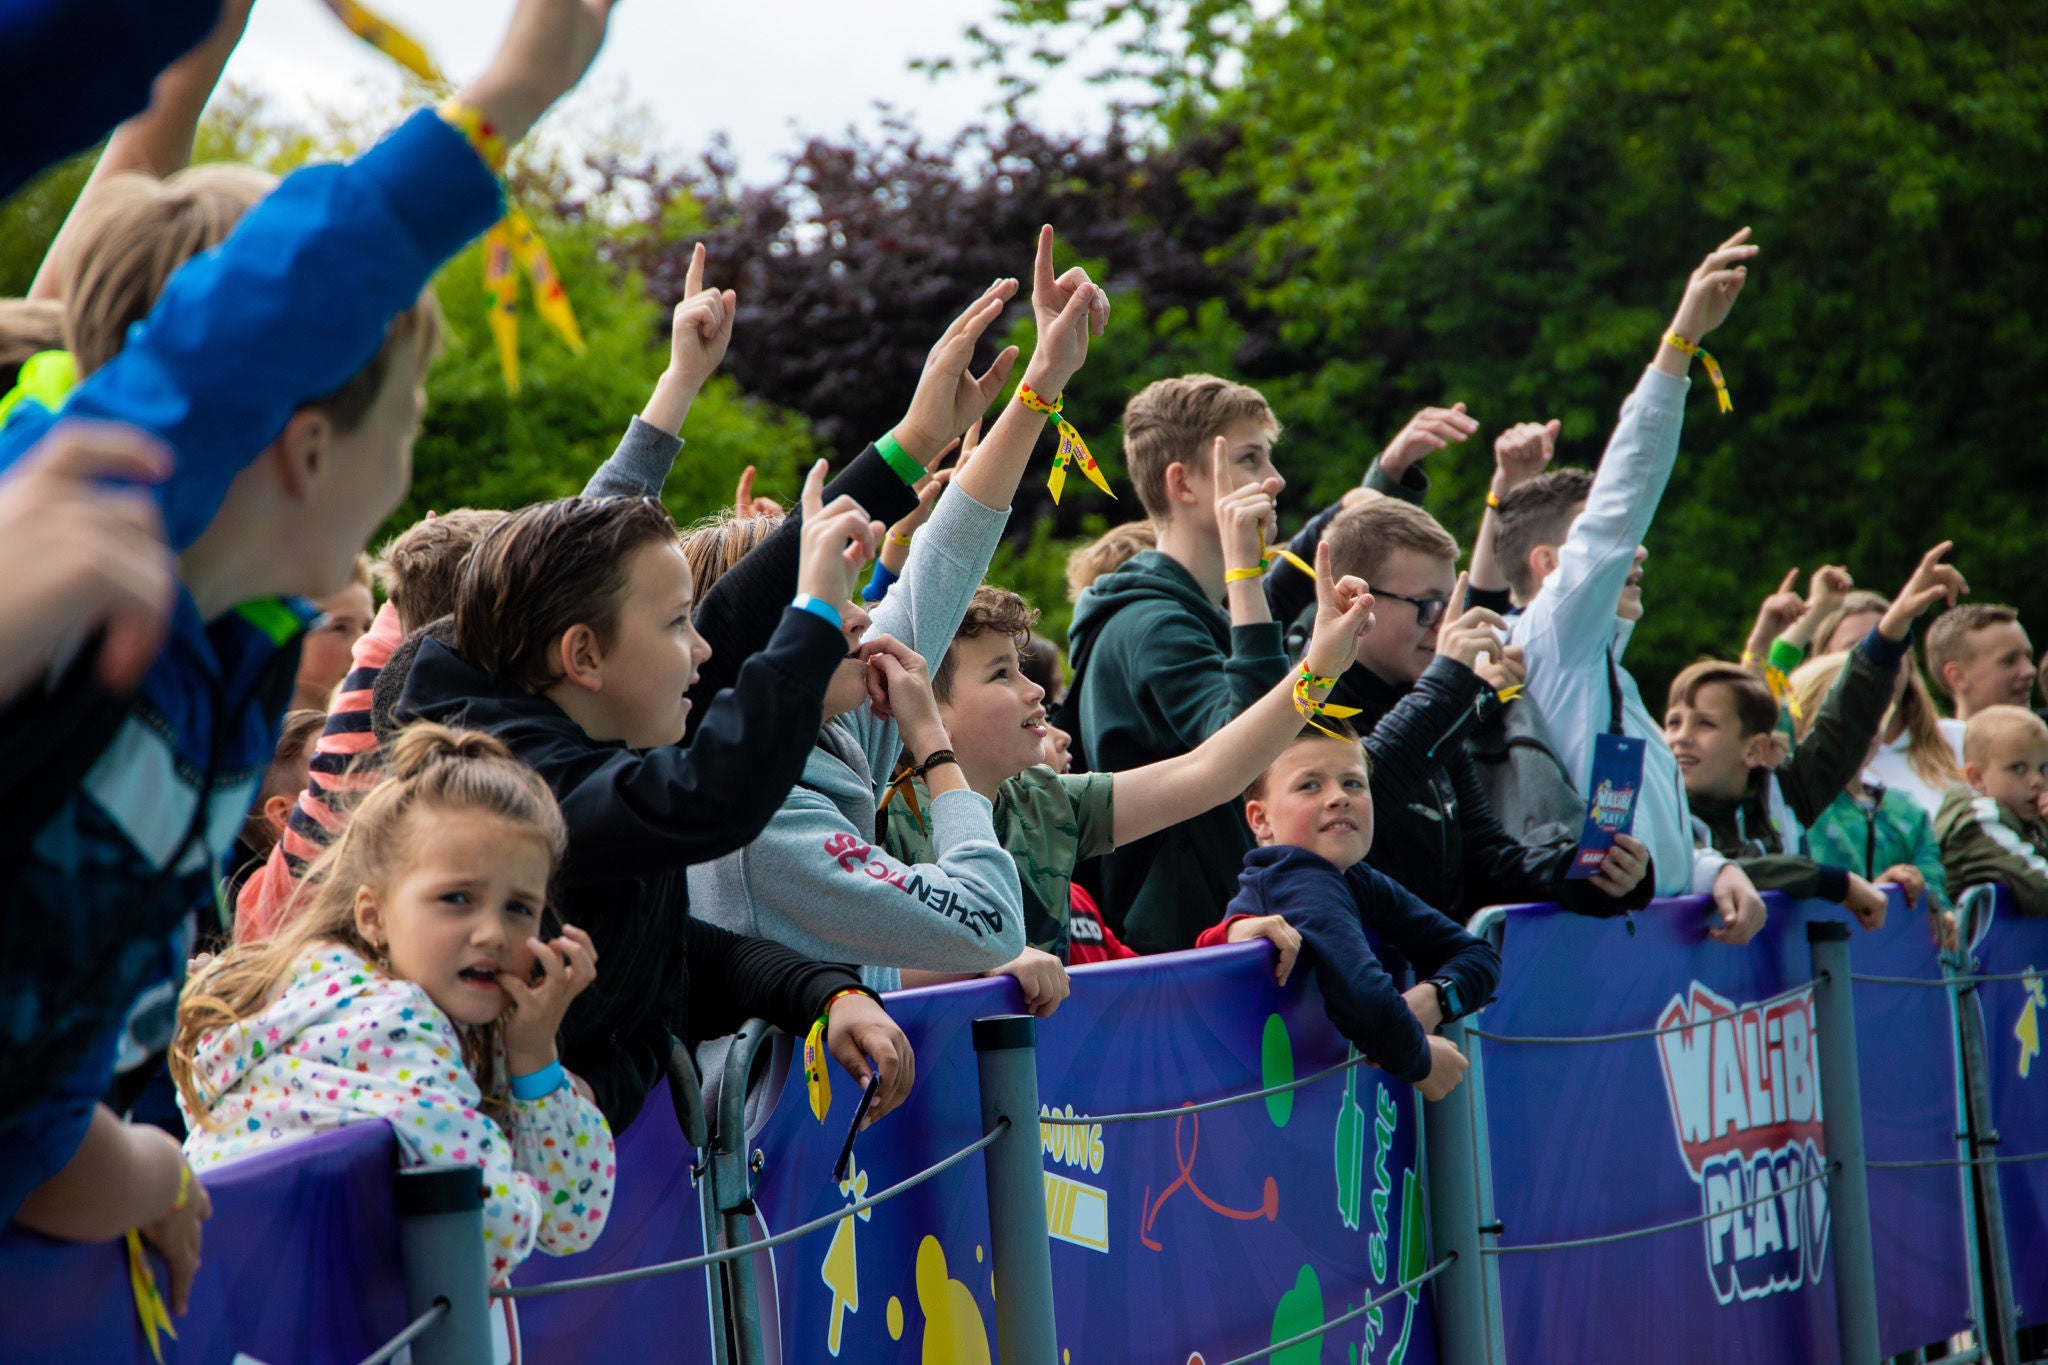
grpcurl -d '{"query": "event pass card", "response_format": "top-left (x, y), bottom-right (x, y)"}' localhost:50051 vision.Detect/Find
top-left (1565, 733), bottom-right (1645, 879)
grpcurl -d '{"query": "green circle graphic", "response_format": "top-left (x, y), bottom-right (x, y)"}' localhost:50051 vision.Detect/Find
top-left (1261, 1013), bottom-right (1294, 1127)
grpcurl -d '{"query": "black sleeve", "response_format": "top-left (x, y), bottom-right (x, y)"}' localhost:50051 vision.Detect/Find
top-left (1353, 863), bottom-right (1503, 1017)
top-left (1361, 655), bottom-right (1487, 817)
top-left (1262, 499), bottom-right (1344, 627)
top-left (1465, 585), bottom-right (1514, 616)
top-left (1451, 750), bottom-right (1652, 917)
top-left (1777, 630), bottom-right (1903, 824)
top-left (680, 917), bottom-right (868, 1045)
top-left (549, 609), bottom-right (844, 881)
top-left (684, 445), bottom-right (920, 736)
top-left (1738, 855), bottom-right (1851, 903)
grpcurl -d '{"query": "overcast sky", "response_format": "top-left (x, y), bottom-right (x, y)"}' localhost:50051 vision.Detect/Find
top-left (221, 1), bottom-right (1128, 180)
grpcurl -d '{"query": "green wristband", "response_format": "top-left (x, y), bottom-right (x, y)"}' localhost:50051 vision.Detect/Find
top-left (1767, 637), bottom-right (1805, 675)
top-left (876, 431), bottom-right (923, 486)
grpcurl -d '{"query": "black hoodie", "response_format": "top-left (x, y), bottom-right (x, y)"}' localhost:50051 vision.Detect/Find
top-left (396, 609), bottom-right (864, 1131)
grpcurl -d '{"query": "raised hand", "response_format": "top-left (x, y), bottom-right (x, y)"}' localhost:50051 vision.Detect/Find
top-left (733, 465), bottom-right (781, 519)
top-left (1301, 539), bottom-right (1375, 680)
top-left (891, 282), bottom-right (1021, 462)
top-left (1805, 565), bottom-right (1854, 620)
top-left (1668, 227), bottom-right (1760, 344)
top-left (1755, 569), bottom-right (1810, 638)
top-left (1474, 644), bottom-right (1527, 696)
top-left (1491, 418), bottom-right (1559, 496)
top-left (1213, 434), bottom-right (1280, 574)
top-left (1435, 573), bottom-right (1512, 672)
top-left (795, 459), bottom-right (884, 605)
top-left (664, 244), bottom-right (738, 399)
top-left (1879, 541), bottom-right (1968, 639)
top-left (1030, 224), bottom-right (1109, 341)
top-left (498, 924), bottom-right (599, 1076)
top-left (1379, 403), bottom-right (1479, 479)
top-left (1021, 238), bottom-right (1108, 398)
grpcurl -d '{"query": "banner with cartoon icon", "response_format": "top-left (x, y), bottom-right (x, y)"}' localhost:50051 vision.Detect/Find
top-left (1475, 894), bottom-right (1972, 1363)
top-left (742, 941), bottom-right (1433, 1365)
top-left (1964, 887), bottom-right (2048, 1325)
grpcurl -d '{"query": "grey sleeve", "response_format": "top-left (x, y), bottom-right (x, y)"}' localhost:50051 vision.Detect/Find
top-left (581, 416), bottom-right (684, 500)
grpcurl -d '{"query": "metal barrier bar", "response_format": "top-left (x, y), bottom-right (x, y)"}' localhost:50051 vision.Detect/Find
top-left (1214, 1257), bottom-right (1457, 1365)
top-left (1427, 1018), bottom-right (1501, 1365)
top-left (716, 1020), bottom-right (772, 1365)
top-left (1469, 980), bottom-right (1814, 1047)
top-left (1809, 923), bottom-right (1882, 1364)
top-left (394, 1165), bottom-right (494, 1365)
top-left (1850, 973), bottom-right (2043, 988)
top-left (974, 1014), bottom-right (1060, 1364)
top-left (1950, 906), bottom-right (2023, 1365)
top-left (1482, 1164), bottom-right (1835, 1255)
top-left (356, 1301), bottom-right (449, 1365)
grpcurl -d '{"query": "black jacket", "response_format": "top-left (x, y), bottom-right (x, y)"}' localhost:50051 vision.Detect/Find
top-left (1227, 845), bottom-right (1501, 1084)
top-left (396, 610), bottom-right (864, 1131)
top-left (1331, 655), bottom-right (1653, 923)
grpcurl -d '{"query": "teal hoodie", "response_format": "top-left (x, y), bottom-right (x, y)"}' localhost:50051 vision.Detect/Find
top-left (1066, 550), bottom-right (1288, 952)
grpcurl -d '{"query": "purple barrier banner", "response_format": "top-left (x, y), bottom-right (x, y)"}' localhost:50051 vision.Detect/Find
top-left (734, 942), bottom-right (1434, 1365)
top-left (1967, 888), bottom-right (2048, 1324)
top-left (0, 1123), bottom-right (410, 1364)
top-left (1475, 893), bottom-right (1970, 1364)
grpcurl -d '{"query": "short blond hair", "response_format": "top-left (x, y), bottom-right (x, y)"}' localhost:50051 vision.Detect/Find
top-left (1120, 374), bottom-right (1279, 519)
top-left (1065, 519), bottom-right (1156, 601)
top-left (1325, 498), bottom-right (1460, 586)
top-left (1962, 704), bottom-right (2048, 768)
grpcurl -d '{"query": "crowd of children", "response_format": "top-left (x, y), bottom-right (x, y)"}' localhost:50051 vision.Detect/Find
top-left (1, 0), bottom-right (2041, 1324)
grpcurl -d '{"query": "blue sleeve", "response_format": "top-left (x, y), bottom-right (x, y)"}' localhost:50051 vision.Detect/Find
top-left (862, 559), bottom-right (899, 604)
top-left (1256, 859), bottom-right (1433, 1084)
top-left (0, 110), bottom-right (503, 550)
top-left (1348, 863), bottom-right (1503, 1015)
top-left (0, 0), bottom-right (218, 197)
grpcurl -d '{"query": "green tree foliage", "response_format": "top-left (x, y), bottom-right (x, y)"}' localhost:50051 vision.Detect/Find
top-left (971, 0), bottom-right (2048, 693)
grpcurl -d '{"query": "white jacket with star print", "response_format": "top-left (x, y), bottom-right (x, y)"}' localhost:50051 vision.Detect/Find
top-left (178, 943), bottom-right (615, 1283)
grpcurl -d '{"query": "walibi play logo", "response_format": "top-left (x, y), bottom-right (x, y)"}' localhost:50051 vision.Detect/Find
top-left (1655, 982), bottom-right (1830, 1304)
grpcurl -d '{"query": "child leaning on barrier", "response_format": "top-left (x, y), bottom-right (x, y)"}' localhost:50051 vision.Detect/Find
top-left (884, 545), bottom-right (1374, 1002)
top-left (1936, 706), bottom-right (2048, 919)
top-left (1212, 721), bottom-right (1502, 1101)
top-left (174, 724), bottom-right (615, 1285)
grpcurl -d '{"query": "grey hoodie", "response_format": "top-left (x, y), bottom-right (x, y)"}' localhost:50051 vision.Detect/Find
top-left (688, 484), bottom-right (1025, 992)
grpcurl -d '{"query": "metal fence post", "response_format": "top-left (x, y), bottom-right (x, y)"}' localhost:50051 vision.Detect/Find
top-left (1808, 921), bottom-right (1883, 1364)
top-left (973, 1014), bottom-right (1058, 1363)
top-left (714, 1019), bottom-right (774, 1365)
top-left (1425, 1016), bottom-right (1500, 1365)
top-left (394, 1165), bottom-right (494, 1365)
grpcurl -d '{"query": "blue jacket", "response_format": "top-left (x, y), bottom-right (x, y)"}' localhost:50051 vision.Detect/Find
top-left (0, 0), bottom-right (220, 197)
top-left (1227, 845), bottom-right (1502, 1084)
top-left (0, 109), bottom-right (502, 1141)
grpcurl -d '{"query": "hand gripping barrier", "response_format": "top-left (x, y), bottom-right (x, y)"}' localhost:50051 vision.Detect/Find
top-left (5, 888), bottom-right (2043, 1363)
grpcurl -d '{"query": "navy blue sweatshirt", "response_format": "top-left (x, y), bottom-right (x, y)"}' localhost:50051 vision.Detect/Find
top-left (1227, 845), bottom-right (1502, 1084)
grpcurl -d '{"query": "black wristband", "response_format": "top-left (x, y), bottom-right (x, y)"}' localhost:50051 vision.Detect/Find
top-left (916, 748), bottom-right (959, 778)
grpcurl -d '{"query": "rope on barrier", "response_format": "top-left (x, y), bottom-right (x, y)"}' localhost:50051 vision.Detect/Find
top-left (1482, 1163), bottom-right (1838, 1256)
top-left (1868, 1150), bottom-right (2048, 1171)
top-left (492, 1120), bottom-right (1008, 1299)
top-left (1212, 1256), bottom-right (1458, 1365)
top-left (356, 1299), bottom-right (449, 1365)
top-left (1036, 1050), bottom-right (1377, 1126)
top-left (1849, 972), bottom-right (2043, 989)
top-left (1469, 980), bottom-right (1817, 1047)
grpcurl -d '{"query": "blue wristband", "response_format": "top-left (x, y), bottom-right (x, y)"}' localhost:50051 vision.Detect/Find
top-left (792, 593), bottom-right (843, 629)
top-left (510, 1060), bottom-right (565, 1101)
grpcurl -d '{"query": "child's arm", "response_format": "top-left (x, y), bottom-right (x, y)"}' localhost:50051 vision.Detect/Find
top-left (1468, 419), bottom-right (1559, 603)
top-left (1741, 569), bottom-right (1810, 673)
top-left (1350, 863), bottom-right (1504, 1019)
top-left (1360, 589), bottom-right (1511, 816)
top-left (1514, 230), bottom-right (1757, 666)
top-left (28, 0), bottom-right (252, 299)
top-left (580, 245), bottom-right (734, 499)
top-left (1941, 795), bottom-right (2048, 919)
top-left (0, 0), bottom-right (618, 547)
top-left (1111, 542), bottom-right (1373, 846)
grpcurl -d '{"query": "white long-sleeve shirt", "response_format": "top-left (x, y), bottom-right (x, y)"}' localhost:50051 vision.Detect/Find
top-left (1508, 365), bottom-right (1727, 898)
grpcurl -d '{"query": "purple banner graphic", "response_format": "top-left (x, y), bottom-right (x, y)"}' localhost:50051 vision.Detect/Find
top-left (1475, 894), bottom-right (1971, 1364)
top-left (1966, 888), bottom-right (2048, 1325)
top-left (0, 1123), bottom-right (410, 1363)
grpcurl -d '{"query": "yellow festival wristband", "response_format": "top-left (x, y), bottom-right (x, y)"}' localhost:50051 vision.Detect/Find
top-left (1663, 330), bottom-right (1733, 413)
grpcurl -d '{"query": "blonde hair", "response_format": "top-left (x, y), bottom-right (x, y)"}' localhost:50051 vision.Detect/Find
top-left (1066, 519), bottom-right (1156, 601)
top-left (174, 723), bottom-right (568, 1128)
top-left (1120, 374), bottom-right (1279, 519)
top-left (1325, 497), bottom-right (1461, 586)
top-left (1789, 649), bottom-right (1960, 791)
top-left (679, 507), bottom-right (781, 600)
top-left (0, 299), bottom-right (65, 387)
top-left (1962, 705), bottom-right (2048, 768)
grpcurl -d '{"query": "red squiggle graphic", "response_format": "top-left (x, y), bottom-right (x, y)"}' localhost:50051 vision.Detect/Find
top-left (1138, 1106), bottom-right (1279, 1251)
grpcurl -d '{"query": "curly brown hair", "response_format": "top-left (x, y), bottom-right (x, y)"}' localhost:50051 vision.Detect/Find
top-left (933, 586), bottom-right (1041, 703)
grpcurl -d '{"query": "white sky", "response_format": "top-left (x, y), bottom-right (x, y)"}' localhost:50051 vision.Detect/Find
top-left (221, 0), bottom-right (1134, 179)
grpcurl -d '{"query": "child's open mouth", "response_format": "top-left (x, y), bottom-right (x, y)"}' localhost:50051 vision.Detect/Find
top-left (458, 965), bottom-right (502, 989)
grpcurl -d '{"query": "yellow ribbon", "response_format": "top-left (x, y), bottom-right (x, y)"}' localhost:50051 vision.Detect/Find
top-left (1663, 330), bottom-right (1733, 413)
top-left (125, 1230), bottom-right (177, 1362)
top-left (1018, 384), bottom-right (1114, 504)
top-left (803, 989), bottom-right (868, 1121)
top-left (878, 763), bottom-right (927, 836)
top-left (320, 0), bottom-right (584, 394)
top-left (1292, 665), bottom-right (1363, 741)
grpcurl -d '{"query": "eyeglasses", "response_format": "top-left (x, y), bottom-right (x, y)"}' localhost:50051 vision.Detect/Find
top-left (1374, 589), bottom-right (1450, 629)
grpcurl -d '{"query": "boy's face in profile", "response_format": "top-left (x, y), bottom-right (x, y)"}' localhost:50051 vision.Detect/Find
top-left (580, 539), bottom-right (711, 749)
top-left (301, 321), bottom-right (431, 599)
top-left (1664, 682), bottom-right (1773, 801)
top-left (1245, 735), bottom-right (1373, 869)
top-left (1966, 721), bottom-right (2048, 824)
top-left (936, 632), bottom-right (1049, 787)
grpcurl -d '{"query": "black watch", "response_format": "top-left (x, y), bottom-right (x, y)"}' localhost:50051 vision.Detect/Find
top-left (1428, 976), bottom-right (1464, 1022)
